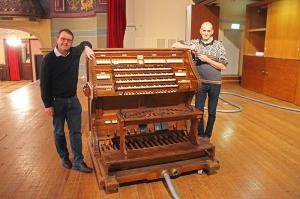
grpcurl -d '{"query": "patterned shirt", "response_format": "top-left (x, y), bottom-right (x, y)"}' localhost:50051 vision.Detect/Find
top-left (182, 39), bottom-right (228, 84)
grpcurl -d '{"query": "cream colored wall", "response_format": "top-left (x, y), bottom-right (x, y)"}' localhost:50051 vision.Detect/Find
top-left (125, 0), bottom-right (246, 76)
top-left (96, 13), bottom-right (107, 48)
top-left (51, 17), bottom-right (97, 47)
top-left (0, 1), bottom-right (251, 79)
top-left (0, 19), bottom-right (51, 48)
top-left (222, 30), bottom-right (243, 76)
top-left (0, 19), bottom-right (51, 68)
top-left (0, 29), bottom-right (33, 65)
top-left (0, 15), bottom-right (107, 79)
top-left (124, 0), bottom-right (193, 48)
top-left (219, 2), bottom-right (248, 76)
top-left (0, 42), bottom-right (4, 65)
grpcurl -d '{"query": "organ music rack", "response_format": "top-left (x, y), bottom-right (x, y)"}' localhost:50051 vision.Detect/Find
top-left (83, 48), bottom-right (219, 193)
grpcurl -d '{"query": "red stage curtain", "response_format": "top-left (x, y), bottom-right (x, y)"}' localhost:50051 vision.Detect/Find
top-left (107, 0), bottom-right (126, 48)
top-left (7, 46), bottom-right (21, 81)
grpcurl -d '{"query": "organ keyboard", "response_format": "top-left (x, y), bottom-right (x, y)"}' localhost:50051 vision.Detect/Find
top-left (83, 48), bottom-right (219, 193)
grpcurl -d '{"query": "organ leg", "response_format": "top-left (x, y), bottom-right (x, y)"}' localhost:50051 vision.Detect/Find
top-left (188, 117), bottom-right (200, 145)
top-left (120, 127), bottom-right (127, 155)
top-left (104, 176), bottom-right (119, 193)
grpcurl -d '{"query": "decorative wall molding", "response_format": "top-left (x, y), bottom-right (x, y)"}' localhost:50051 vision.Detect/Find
top-left (0, 0), bottom-right (108, 19)
top-left (50, 0), bottom-right (108, 18)
top-left (0, 0), bottom-right (45, 18)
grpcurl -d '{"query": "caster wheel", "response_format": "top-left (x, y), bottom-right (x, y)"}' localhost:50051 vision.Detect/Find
top-left (197, 169), bottom-right (204, 174)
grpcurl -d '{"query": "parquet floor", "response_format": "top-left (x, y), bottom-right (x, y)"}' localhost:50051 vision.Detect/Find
top-left (0, 80), bottom-right (299, 199)
top-left (0, 80), bottom-right (32, 97)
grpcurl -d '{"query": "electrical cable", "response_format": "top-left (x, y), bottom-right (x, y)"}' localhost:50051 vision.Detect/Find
top-left (217, 96), bottom-right (243, 113)
top-left (210, 91), bottom-right (300, 113)
top-left (161, 170), bottom-right (181, 199)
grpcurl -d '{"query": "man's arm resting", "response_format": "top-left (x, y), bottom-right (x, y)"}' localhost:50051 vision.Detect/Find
top-left (172, 41), bottom-right (195, 50)
top-left (197, 54), bottom-right (227, 70)
top-left (84, 46), bottom-right (95, 60)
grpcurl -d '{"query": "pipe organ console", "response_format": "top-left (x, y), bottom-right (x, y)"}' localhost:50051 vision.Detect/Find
top-left (83, 48), bottom-right (219, 193)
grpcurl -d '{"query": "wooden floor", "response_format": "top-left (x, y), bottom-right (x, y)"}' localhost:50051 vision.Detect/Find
top-left (0, 80), bottom-right (32, 96)
top-left (0, 80), bottom-right (299, 199)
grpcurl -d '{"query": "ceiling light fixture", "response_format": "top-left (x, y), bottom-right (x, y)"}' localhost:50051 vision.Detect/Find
top-left (231, 23), bottom-right (240, 30)
top-left (6, 36), bottom-right (22, 47)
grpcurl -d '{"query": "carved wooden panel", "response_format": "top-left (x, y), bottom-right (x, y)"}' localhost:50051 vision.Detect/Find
top-left (0, 0), bottom-right (44, 17)
top-left (50, 0), bottom-right (108, 18)
top-left (55, 0), bottom-right (65, 12)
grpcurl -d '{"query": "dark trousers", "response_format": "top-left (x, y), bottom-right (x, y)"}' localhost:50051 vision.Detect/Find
top-left (195, 83), bottom-right (221, 138)
top-left (52, 96), bottom-right (83, 165)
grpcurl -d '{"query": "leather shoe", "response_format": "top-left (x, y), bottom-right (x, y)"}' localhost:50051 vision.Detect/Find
top-left (72, 162), bottom-right (93, 173)
top-left (62, 158), bottom-right (72, 169)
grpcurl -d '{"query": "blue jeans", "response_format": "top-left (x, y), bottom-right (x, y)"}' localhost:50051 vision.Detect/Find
top-left (53, 96), bottom-right (83, 165)
top-left (195, 83), bottom-right (221, 138)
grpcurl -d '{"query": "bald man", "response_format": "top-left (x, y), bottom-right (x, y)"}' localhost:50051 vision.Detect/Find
top-left (173, 21), bottom-right (228, 140)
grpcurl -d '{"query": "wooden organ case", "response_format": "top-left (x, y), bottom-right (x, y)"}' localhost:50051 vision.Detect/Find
top-left (83, 48), bottom-right (219, 192)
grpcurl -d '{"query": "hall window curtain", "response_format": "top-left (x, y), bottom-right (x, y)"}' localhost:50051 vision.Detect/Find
top-left (107, 0), bottom-right (126, 48)
top-left (7, 46), bottom-right (21, 81)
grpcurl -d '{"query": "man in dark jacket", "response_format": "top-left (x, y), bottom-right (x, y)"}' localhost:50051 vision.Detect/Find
top-left (40, 29), bottom-right (95, 172)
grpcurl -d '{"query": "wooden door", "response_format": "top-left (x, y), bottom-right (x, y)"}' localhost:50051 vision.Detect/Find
top-left (294, 65), bottom-right (300, 106)
top-left (241, 55), bottom-right (265, 93)
top-left (21, 63), bottom-right (33, 80)
top-left (263, 58), bottom-right (299, 102)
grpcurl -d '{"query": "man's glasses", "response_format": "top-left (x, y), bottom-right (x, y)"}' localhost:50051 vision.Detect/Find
top-left (60, 37), bottom-right (73, 43)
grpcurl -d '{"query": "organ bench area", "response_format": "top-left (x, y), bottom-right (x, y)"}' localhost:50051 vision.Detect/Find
top-left (83, 48), bottom-right (220, 193)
